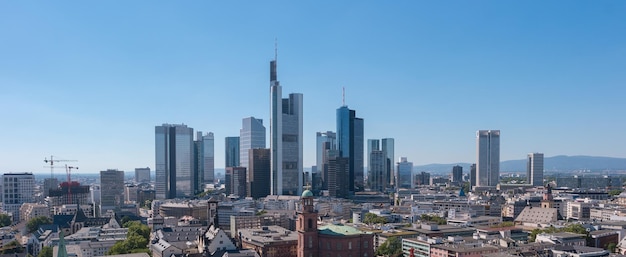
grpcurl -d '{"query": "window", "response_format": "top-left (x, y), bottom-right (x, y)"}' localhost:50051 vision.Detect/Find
top-left (337, 242), bottom-right (342, 250)
top-left (308, 219), bottom-right (313, 229)
top-left (364, 241), bottom-right (368, 248)
top-left (308, 236), bottom-right (313, 248)
top-left (348, 242), bottom-right (352, 250)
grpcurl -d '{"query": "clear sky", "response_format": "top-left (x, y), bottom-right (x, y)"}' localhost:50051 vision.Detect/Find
top-left (1, 1), bottom-right (625, 174)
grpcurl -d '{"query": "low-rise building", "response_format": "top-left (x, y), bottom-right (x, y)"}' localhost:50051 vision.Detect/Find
top-left (535, 232), bottom-right (587, 246)
top-left (239, 226), bottom-right (297, 257)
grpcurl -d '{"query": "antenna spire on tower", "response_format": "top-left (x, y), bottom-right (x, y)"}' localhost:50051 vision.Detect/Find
top-left (342, 87), bottom-right (346, 106)
top-left (274, 37), bottom-right (278, 61)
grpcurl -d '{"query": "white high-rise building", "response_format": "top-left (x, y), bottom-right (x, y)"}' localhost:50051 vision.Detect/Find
top-left (2, 172), bottom-right (35, 223)
top-left (270, 57), bottom-right (303, 196)
top-left (476, 130), bottom-right (500, 188)
top-left (240, 117), bottom-right (266, 170)
top-left (527, 153), bottom-right (544, 187)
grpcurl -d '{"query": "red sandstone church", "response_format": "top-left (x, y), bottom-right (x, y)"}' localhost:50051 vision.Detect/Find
top-left (297, 190), bottom-right (374, 257)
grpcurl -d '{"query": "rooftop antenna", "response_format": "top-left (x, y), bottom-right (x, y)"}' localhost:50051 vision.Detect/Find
top-left (274, 37), bottom-right (278, 61)
top-left (342, 87), bottom-right (346, 106)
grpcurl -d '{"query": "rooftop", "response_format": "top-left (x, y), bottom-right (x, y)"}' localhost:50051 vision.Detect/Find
top-left (318, 224), bottom-right (366, 236)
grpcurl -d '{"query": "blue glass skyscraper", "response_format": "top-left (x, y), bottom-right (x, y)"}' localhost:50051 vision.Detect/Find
top-left (336, 106), bottom-right (364, 193)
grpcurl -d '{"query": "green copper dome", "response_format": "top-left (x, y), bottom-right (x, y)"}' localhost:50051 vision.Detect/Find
top-left (302, 189), bottom-right (313, 197)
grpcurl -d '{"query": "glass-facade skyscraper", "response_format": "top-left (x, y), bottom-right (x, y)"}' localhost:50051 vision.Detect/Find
top-left (155, 124), bottom-right (194, 199)
top-left (476, 130), bottom-right (500, 188)
top-left (316, 131), bottom-right (336, 190)
top-left (270, 58), bottom-right (303, 196)
top-left (240, 117), bottom-right (266, 170)
top-left (337, 106), bottom-right (364, 194)
top-left (396, 157), bottom-right (414, 189)
top-left (225, 136), bottom-right (240, 168)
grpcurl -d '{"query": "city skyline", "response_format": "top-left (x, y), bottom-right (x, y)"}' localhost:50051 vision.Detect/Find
top-left (2, 1), bottom-right (626, 173)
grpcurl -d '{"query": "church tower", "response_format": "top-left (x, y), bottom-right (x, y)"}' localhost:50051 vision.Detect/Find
top-left (541, 184), bottom-right (554, 208)
top-left (208, 196), bottom-right (219, 227)
top-left (297, 190), bottom-right (318, 257)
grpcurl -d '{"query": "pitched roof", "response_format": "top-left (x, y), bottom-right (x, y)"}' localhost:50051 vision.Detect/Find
top-left (515, 207), bottom-right (558, 224)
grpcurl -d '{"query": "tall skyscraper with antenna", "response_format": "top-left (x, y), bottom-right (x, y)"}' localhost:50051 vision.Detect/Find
top-left (270, 46), bottom-right (303, 196)
top-left (337, 92), bottom-right (364, 194)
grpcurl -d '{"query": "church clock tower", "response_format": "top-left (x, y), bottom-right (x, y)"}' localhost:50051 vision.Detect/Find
top-left (297, 190), bottom-right (318, 257)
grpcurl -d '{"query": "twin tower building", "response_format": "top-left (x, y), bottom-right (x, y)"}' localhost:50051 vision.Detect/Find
top-left (154, 55), bottom-right (364, 199)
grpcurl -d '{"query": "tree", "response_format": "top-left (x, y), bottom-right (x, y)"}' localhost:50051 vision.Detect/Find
top-left (26, 216), bottom-right (52, 233)
top-left (563, 223), bottom-right (588, 235)
top-left (420, 214), bottom-right (447, 225)
top-left (38, 246), bottom-right (52, 257)
top-left (0, 214), bottom-right (11, 227)
top-left (607, 242), bottom-right (617, 253)
top-left (375, 237), bottom-right (402, 257)
top-left (108, 221), bottom-right (151, 255)
top-left (364, 213), bottom-right (388, 225)
top-left (125, 221), bottom-right (150, 240)
top-left (609, 189), bottom-right (623, 196)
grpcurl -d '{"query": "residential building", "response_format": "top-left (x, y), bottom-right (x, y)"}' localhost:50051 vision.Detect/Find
top-left (476, 130), bottom-right (500, 188)
top-left (100, 169), bottom-right (124, 214)
top-left (396, 157), bottom-right (414, 189)
top-left (155, 124), bottom-right (195, 199)
top-left (269, 57), bottom-right (303, 196)
top-left (337, 106), bottom-right (364, 194)
top-left (527, 153), bottom-right (544, 187)
top-left (240, 117), bottom-right (266, 170)
top-left (135, 167), bottom-right (150, 183)
top-left (20, 203), bottom-right (50, 223)
top-left (2, 172), bottom-right (35, 223)
top-left (48, 183), bottom-right (90, 206)
top-left (225, 136), bottom-right (240, 168)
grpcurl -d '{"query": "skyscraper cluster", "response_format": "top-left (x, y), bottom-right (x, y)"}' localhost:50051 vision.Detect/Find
top-left (155, 124), bottom-right (214, 199)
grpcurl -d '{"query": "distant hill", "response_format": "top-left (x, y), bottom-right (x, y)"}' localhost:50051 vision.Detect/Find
top-left (414, 155), bottom-right (626, 174)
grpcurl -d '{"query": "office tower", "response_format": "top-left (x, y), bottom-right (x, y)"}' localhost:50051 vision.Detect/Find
top-left (100, 169), bottom-right (124, 214)
top-left (240, 117), bottom-right (266, 170)
top-left (476, 130), bottom-right (500, 187)
top-left (367, 138), bottom-right (394, 190)
top-left (316, 131), bottom-right (336, 190)
top-left (416, 171), bottom-right (431, 186)
top-left (269, 57), bottom-right (303, 196)
top-left (382, 138), bottom-right (395, 187)
top-left (369, 150), bottom-right (385, 192)
top-left (205, 132), bottom-right (215, 184)
top-left (327, 156), bottom-right (349, 198)
top-left (451, 165), bottom-right (463, 184)
top-left (48, 182), bottom-right (90, 206)
top-left (42, 178), bottom-right (59, 198)
top-left (2, 173), bottom-right (35, 223)
top-left (527, 153), bottom-right (544, 186)
top-left (225, 137), bottom-right (240, 168)
top-left (337, 106), bottom-right (364, 194)
top-left (470, 164), bottom-right (477, 189)
top-left (396, 157), bottom-right (414, 189)
top-left (226, 167), bottom-right (247, 198)
top-left (248, 148), bottom-right (271, 199)
top-left (155, 124), bottom-right (195, 199)
top-left (135, 167), bottom-right (150, 183)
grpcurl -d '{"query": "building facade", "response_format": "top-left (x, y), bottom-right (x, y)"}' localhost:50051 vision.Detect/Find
top-left (240, 117), bottom-right (266, 170)
top-left (155, 124), bottom-right (195, 199)
top-left (2, 172), bottom-right (35, 223)
top-left (451, 165), bottom-right (463, 184)
top-left (527, 152), bottom-right (544, 187)
top-left (100, 169), bottom-right (124, 214)
top-left (476, 130), bottom-right (500, 188)
top-left (397, 157), bottom-right (414, 189)
top-left (337, 106), bottom-right (364, 194)
top-left (194, 132), bottom-right (215, 185)
top-left (225, 136), bottom-right (240, 168)
top-left (248, 148), bottom-right (271, 199)
top-left (269, 57), bottom-right (303, 196)
top-left (134, 167), bottom-right (150, 183)
top-left (316, 131), bottom-right (337, 191)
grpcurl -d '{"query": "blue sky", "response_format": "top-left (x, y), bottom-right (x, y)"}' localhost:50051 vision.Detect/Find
top-left (1, 1), bottom-right (625, 173)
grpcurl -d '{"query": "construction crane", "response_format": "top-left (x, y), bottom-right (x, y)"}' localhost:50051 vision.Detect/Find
top-left (66, 165), bottom-right (79, 204)
top-left (44, 156), bottom-right (77, 179)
